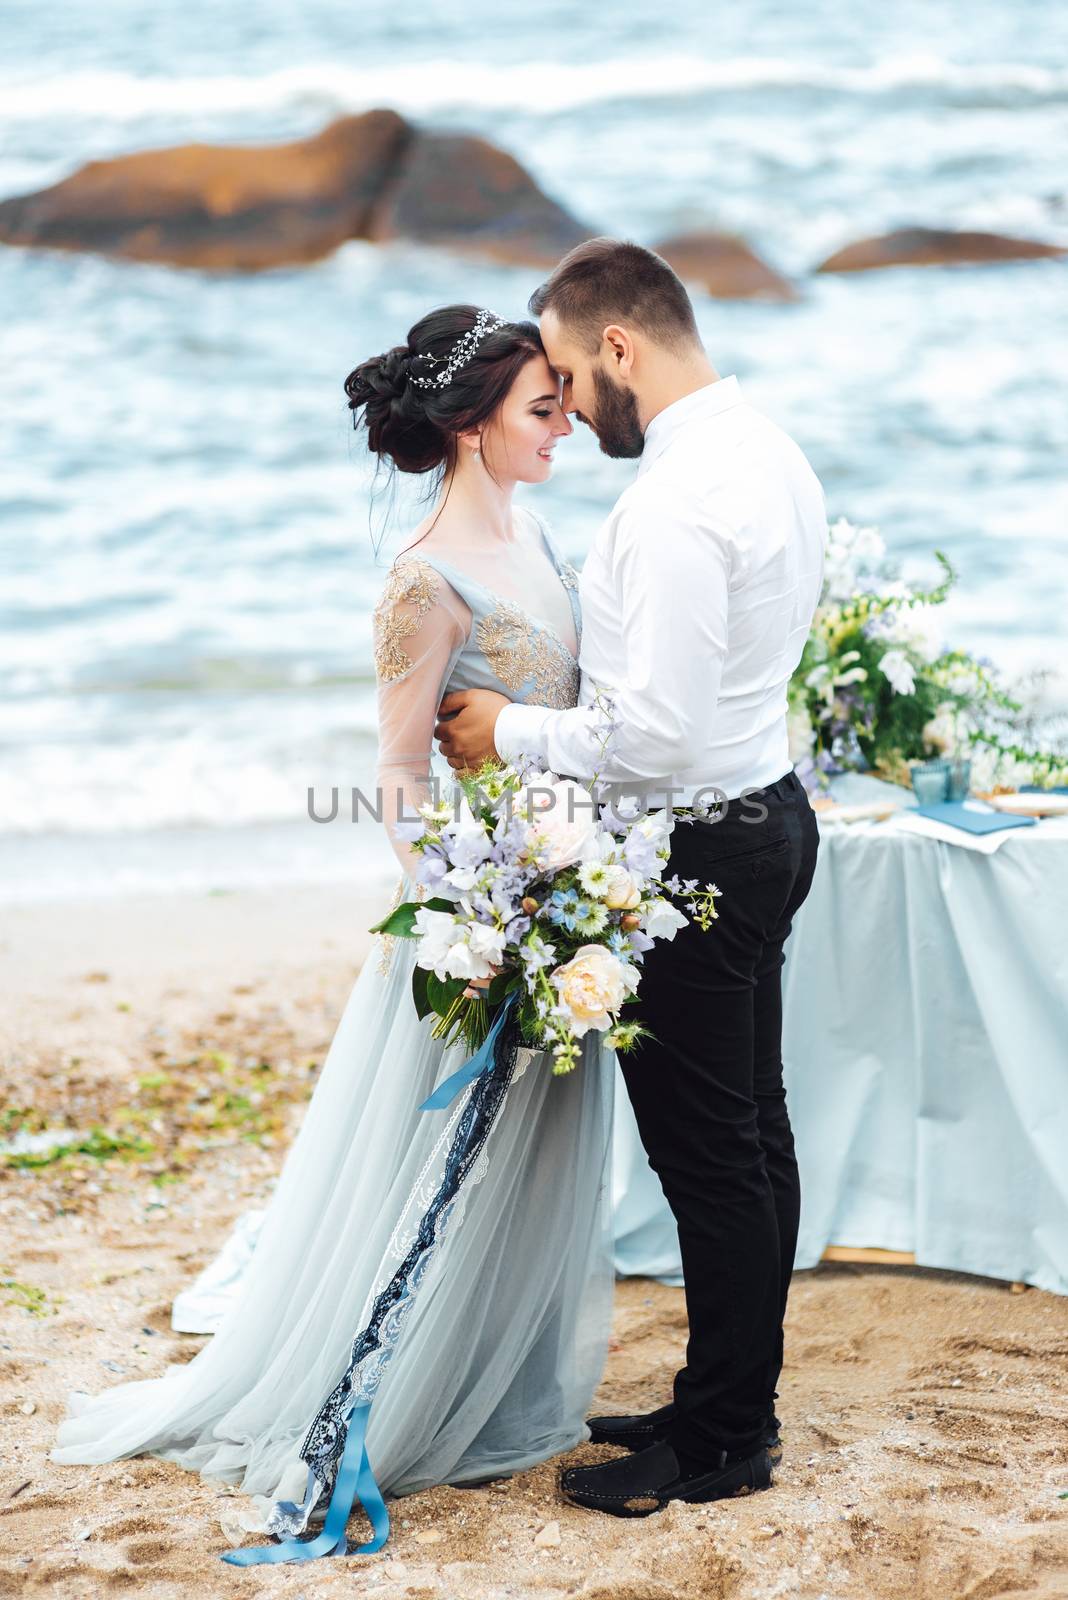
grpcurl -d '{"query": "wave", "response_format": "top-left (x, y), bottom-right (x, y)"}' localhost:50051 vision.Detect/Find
top-left (2, 53), bottom-right (1067, 126)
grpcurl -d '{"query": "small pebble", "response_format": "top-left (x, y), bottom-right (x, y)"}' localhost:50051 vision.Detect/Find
top-left (415, 1528), bottom-right (444, 1545)
top-left (533, 1520), bottom-right (561, 1548)
top-left (20, 1401), bottom-right (36, 1416)
top-left (384, 1561), bottom-right (408, 1579)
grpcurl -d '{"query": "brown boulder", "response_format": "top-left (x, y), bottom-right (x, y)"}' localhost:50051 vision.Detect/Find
top-left (0, 115), bottom-right (590, 273)
top-left (368, 131), bottom-right (590, 266)
top-left (817, 227), bottom-right (1066, 274)
top-left (653, 231), bottom-right (797, 301)
top-left (0, 112), bottom-right (414, 271)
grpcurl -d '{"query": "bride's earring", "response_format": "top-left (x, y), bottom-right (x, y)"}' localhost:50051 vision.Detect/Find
top-left (472, 447), bottom-right (481, 463)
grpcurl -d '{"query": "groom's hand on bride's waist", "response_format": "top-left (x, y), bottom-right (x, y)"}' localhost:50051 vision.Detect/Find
top-left (435, 689), bottom-right (510, 770)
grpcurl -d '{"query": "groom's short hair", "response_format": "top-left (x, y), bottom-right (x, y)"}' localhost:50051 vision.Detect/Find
top-left (529, 238), bottom-right (700, 356)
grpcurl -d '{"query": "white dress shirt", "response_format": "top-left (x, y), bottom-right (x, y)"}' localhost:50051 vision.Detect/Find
top-left (494, 375), bottom-right (827, 809)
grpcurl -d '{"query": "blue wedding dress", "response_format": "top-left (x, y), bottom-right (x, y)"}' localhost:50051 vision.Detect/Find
top-left (51, 510), bottom-right (616, 1557)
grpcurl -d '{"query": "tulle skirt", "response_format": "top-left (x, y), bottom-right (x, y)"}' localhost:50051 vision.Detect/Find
top-left (50, 876), bottom-right (617, 1535)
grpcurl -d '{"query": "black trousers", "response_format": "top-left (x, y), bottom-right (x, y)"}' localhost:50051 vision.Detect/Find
top-left (619, 767), bottom-right (820, 1463)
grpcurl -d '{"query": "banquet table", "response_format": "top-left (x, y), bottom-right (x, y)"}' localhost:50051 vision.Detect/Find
top-left (611, 781), bottom-right (1068, 1297)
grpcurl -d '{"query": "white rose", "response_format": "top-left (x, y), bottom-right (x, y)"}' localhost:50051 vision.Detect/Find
top-left (517, 776), bottom-right (601, 870)
top-left (550, 945), bottom-right (640, 1038)
top-left (602, 864), bottom-right (641, 910)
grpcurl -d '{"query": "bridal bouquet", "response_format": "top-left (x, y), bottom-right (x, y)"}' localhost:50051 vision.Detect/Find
top-left (370, 762), bottom-right (722, 1073)
top-left (789, 517), bottom-right (1068, 791)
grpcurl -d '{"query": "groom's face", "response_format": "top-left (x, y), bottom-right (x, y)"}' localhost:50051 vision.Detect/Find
top-left (539, 309), bottom-right (645, 461)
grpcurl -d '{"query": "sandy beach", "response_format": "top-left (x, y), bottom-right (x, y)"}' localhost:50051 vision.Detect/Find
top-left (2, 883), bottom-right (1066, 1600)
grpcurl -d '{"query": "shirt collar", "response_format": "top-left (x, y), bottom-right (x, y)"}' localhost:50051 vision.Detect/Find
top-left (637, 375), bottom-right (742, 475)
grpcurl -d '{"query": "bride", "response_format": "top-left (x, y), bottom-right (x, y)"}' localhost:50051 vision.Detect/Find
top-left (51, 306), bottom-right (617, 1563)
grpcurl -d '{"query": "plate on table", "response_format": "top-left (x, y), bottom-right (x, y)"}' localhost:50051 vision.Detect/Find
top-left (983, 792), bottom-right (1068, 818)
top-left (812, 800), bottom-right (899, 825)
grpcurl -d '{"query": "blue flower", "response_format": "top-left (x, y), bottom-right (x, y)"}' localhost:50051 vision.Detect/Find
top-left (546, 887), bottom-right (581, 932)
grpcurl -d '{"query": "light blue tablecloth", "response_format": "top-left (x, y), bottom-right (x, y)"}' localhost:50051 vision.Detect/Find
top-left (611, 786), bottom-right (1068, 1296)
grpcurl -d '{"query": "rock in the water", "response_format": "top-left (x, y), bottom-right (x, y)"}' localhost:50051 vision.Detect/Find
top-left (816, 227), bottom-right (1066, 273)
top-left (653, 231), bottom-right (797, 301)
top-left (0, 113), bottom-right (589, 272)
top-left (0, 112), bottom-right (413, 271)
top-left (368, 131), bottom-right (590, 266)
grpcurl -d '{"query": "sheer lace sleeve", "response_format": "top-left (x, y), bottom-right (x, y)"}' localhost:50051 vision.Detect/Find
top-left (373, 556), bottom-right (470, 873)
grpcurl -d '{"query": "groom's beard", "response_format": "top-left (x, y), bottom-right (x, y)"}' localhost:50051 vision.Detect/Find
top-left (578, 368), bottom-right (645, 459)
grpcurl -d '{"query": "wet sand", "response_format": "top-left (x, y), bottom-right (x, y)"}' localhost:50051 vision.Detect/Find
top-left (2, 886), bottom-right (1066, 1599)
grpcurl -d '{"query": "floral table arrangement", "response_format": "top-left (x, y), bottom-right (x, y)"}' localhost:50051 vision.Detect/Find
top-left (789, 517), bottom-right (1068, 795)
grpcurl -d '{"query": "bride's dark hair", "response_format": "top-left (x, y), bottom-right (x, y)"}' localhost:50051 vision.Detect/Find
top-left (344, 305), bottom-right (544, 479)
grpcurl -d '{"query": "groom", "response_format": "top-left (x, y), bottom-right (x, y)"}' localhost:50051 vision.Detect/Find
top-left (434, 238), bottom-right (826, 1515)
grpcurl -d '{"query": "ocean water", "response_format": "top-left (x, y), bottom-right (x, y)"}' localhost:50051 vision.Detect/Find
top-left (3, 2), bottom-right (1067, 900)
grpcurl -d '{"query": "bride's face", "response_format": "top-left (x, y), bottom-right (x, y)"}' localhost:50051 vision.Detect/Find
top-left (480, 354), bottom-right (573, 484)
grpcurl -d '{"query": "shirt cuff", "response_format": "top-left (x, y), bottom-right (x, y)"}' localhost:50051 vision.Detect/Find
top-left (494, 702), bottom-right (552, 767)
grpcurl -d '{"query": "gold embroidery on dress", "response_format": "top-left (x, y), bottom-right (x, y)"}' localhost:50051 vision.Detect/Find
top-left (375, 874), bottom-right (428, 976)
top-left (373, 558), bottom-right (440, 683)
top-left (476, 600), bottom-right (580, 709)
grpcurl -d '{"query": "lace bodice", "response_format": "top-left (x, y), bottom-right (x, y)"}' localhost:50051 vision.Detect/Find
top-left (372, 507), bottom-right (582, 873)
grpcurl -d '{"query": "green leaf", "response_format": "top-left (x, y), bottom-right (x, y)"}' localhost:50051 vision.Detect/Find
top-left (427, 971), bottom-right (466, 1016)
top-left (368, 896), bottom-right (453, 937)
top-left (368, 901), bottom-right (420, 937)
top-left (411, 964), bottom-right (434, 1021)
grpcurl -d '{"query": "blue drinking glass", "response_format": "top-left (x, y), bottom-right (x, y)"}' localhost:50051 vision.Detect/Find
top-left (946, 758), bottom-right (972, 801)
top-left (911, 760), bottom-right (949, 805)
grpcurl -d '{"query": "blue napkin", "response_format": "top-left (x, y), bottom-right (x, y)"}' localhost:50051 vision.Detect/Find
top-left (909, 800), bottom-right (1036, 835)
top-left (1020, 784), bottom-right (1068, 794)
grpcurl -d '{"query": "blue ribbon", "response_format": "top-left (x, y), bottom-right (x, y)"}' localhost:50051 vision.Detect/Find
top-left (220, 1400), bottom-right (389, 1566)
top-left (418, 992), bottom-right (518, 1112)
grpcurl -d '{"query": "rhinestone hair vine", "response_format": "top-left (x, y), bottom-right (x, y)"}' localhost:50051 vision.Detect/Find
top-left (408, 309), bottom-right (506, 390)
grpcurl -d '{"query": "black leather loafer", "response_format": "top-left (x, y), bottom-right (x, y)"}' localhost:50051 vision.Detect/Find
top-left (561, 1439), bottom-right (772, 1517)
top-left (587, 1401), bottom-right (783, 1464)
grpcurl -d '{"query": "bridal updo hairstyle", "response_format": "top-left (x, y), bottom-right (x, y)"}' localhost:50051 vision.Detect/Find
top-left (344, 305), bottom-right (543, 480)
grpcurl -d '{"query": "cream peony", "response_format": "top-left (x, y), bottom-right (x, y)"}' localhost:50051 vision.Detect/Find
top-left (550, 944), bottom-right (639, 1038)
top-left (517, 775), bottom-right (601, 871)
